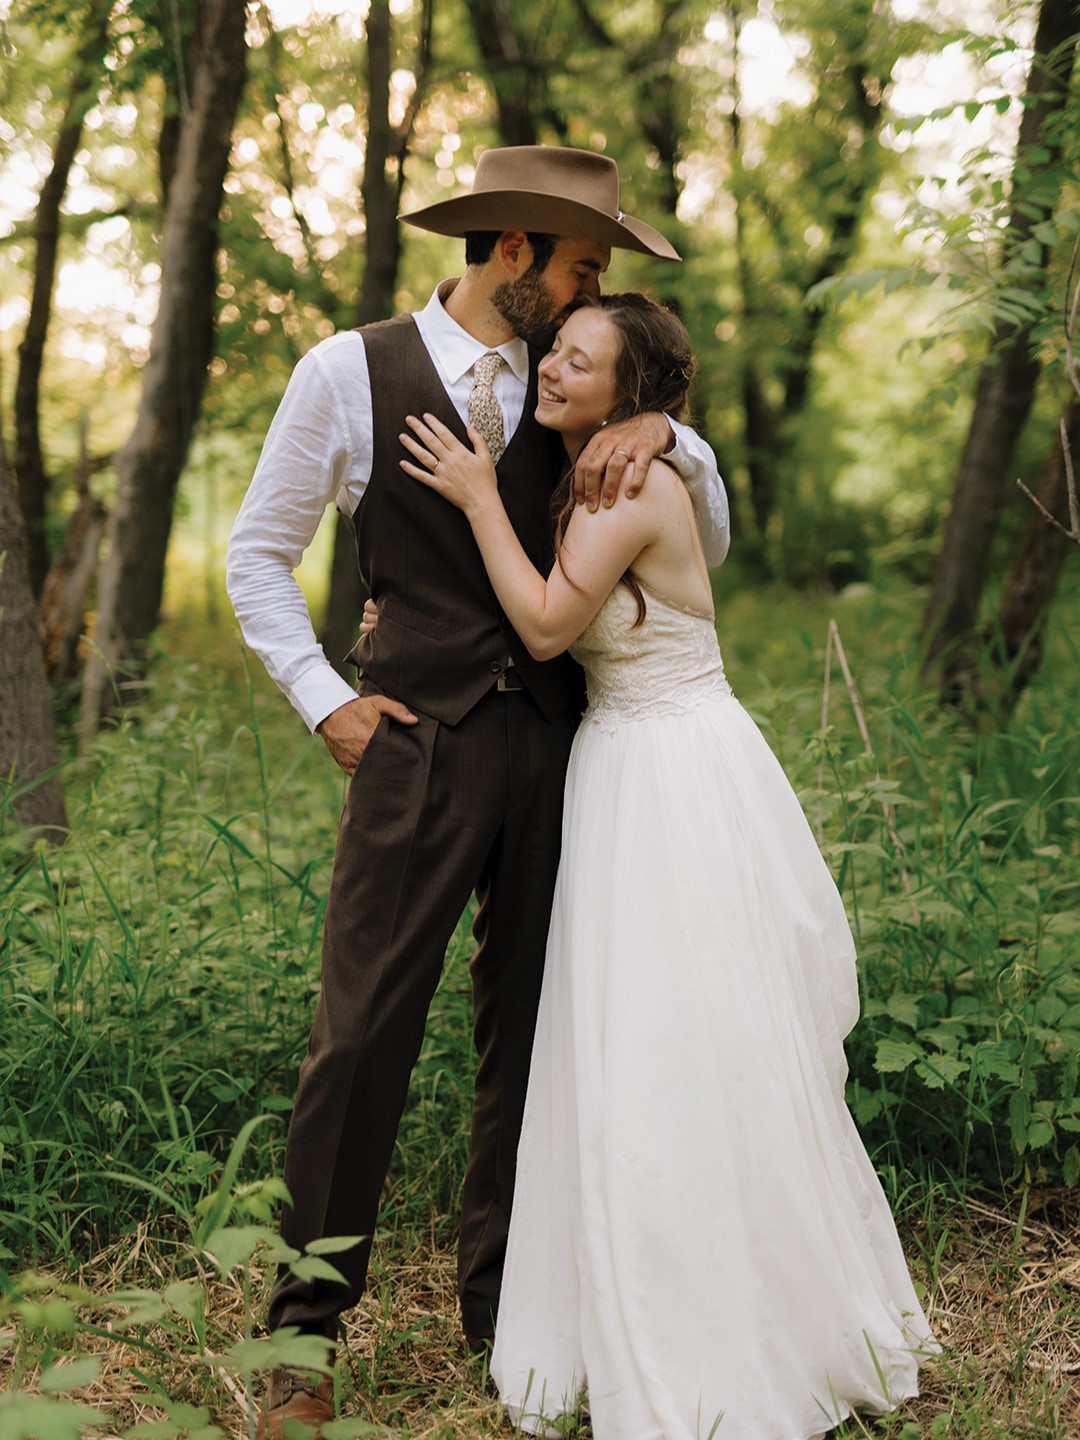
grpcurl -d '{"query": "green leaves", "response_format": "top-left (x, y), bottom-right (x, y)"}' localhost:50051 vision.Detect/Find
top-left (200, 1223), bottom-right (288, 1276)
top-left (0, 1393), bottom-right (110, 1440)
top-left (126, 1403), bottom-right (224, 1440)
top-left (0, 1352), bottom-right (106, 1440)
top-left (874, 1037), bottom-right (923, 1073)
top-left (807, 265), bottom-right (936, 311)
top-left (40, 1357), bottom-right (102, 1392)
top-left (221, 1327), bottom-right (334, 1379)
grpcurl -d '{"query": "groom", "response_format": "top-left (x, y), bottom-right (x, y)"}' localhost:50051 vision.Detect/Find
top-left (226, 144), bottom-right (729, 1437)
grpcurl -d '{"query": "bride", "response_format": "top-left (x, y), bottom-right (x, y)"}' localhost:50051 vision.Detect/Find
top-left (398, 292), bottom-right (936, 1440)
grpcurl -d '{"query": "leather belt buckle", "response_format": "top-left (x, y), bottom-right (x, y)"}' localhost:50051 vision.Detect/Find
top-left (497, 667), bottom-right (523, 693)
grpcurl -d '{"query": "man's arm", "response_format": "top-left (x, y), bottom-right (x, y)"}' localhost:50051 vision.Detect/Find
top-left (572, 414), bottom-right (730, 567)
top-left (225, 337), bottom-right (415, 771)
top-left (226, 343), bottom-right (360, 731)
top-left (666, 419), bottom-right (731, 567)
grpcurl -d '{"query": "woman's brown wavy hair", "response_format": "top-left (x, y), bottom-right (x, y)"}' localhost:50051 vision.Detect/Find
top-left (552, 293), bottom-right (697, 626)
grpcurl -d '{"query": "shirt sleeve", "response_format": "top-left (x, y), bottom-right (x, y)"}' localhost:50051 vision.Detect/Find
top-left (665, 419), bottom-right (731, 568)
top-left (225, 340), bottom-right (371, 733)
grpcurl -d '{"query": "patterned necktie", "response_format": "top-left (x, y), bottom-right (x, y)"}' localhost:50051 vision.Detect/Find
top-left (468, 351), bottom-right (507, 464)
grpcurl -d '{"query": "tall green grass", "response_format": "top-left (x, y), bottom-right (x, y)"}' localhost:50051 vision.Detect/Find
top-left (0, 575), bottom-right (1077, 1436)
top-left (0, 648), bottom-right (478, 1270)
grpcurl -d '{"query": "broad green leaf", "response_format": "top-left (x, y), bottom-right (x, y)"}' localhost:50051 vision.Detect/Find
top-left (289, 1255), bottom-right (348, 1286)
top-left (0, 1392), bottom-right (110, 1438)
top-left (202, 1224), bottom-right (276, 1274)
top-left (220, 1328), bottom-right (334, 1378)
top-left (914, 1055), bottom-right (969, 1090)
top-left (874, 1039), bottom-right (922, 1074)
top-left (1026, 1120), bottom-right (1055, 1151)
top-left (40, 1357), bottom-right (102, 1393)
top-left (885, 995), bottom-right (922, 1030)
top-left (164, 1281), bottom-right (202, 1323)
top-left (305, 1235), bottom-right (365, 1257)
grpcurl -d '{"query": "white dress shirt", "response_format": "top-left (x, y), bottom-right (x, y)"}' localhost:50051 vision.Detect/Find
top-left (226, 282), bottom-right (731, 733)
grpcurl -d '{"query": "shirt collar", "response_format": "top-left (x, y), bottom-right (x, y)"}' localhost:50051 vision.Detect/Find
top-left (415, 279), bottom-right (531, 387)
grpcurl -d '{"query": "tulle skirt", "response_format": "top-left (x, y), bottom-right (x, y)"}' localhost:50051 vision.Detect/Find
top-left (490, 693), bottom-right (935, 1440)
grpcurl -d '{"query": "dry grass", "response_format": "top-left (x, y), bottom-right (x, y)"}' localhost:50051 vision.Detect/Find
top-left (4, 1190), bottom-right (1079, 1439)
top-left (894, 1190), bottom-right (1080, 1440)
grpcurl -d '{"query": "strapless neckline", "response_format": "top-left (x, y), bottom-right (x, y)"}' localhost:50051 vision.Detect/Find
top-left (570, 576), bottom-right (731, 732)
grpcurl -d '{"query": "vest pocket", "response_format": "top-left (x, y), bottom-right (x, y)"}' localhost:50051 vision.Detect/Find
top-left (377, 594), bottom-right (449, 640)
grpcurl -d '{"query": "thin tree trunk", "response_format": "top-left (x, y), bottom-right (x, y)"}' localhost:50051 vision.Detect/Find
top-left (994, 394), bottom-right (1079, 714)
top-left (781, 47), bottom-right (884, 423)
top-left (462, 0), bottom-right (542, 146)
top-left (81, 0), bottom-right (249, 736)
top-left (635, 1), bottom-right (687, 224)
top-left (725, 1), bottom-right (770, 546)
top-left (38, 415), bottom-right (106, 683)
top-left (14, 0), bottom-right (113, 597)
top-left (0, 419), bottom-right (67, 839)
top-left (321, 0), bottom-right (433, 676)
top-left (921, 0), bottom-right (1079, 699)
top-left (723, 0), bottom-right (885, 545)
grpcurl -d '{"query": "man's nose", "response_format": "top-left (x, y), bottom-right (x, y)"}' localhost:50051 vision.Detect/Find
top-left (579, 273), bottom-right (601, 298)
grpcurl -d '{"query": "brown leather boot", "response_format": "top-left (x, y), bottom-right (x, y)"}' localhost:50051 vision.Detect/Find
top-left (256, 1369), bottom-right (334, 1439)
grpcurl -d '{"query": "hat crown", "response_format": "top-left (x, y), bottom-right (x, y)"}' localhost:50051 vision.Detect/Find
top-left (472, 147), bottom-right (621, 219)
top-left (397, 144), bottom-right (679, 261)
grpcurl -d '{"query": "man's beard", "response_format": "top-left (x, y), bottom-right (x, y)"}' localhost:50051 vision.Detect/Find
top-left (490, 267), bottom-right (566, 350)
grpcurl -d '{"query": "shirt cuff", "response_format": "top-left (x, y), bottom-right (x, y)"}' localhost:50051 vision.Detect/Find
top-left (664, 416), bottom-right (687, 461)
top-left (295, 663), bottom-right (363, 734)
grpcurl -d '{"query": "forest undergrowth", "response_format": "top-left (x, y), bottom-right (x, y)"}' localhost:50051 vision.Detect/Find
top-left (1, 577), bottom-right (1078, 1439)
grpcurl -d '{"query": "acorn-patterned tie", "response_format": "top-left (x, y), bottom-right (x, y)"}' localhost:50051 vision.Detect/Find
top-left (468, 351), bottom-right (507, 464)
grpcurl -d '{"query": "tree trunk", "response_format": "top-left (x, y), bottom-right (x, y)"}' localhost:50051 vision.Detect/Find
top-left (14, 0), bottom-right (113, 598)
top-left (921, 0), bottom-right (1079, 699)
top-left (80, 0), bottom-right (248, 736)
top-left (38, 416), bottom-right (106, 683)
top-left (0, 420), bottom-right (67, 840)
top-left (993, 393), bottom-right (1079, 714)
top-left (635, 1), bottom-right (687, 223)
top-left (462, 0), bottom-right (542, 146)
top-left (321, 0), bottom-right (432, 676)
top-left (725, 1), bottom-right (770, 548)
top-left (723, 0), bottom-right (886, 547)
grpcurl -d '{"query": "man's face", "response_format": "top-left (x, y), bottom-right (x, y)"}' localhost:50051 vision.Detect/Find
top-left (491, 237), bottom-right (610, 349)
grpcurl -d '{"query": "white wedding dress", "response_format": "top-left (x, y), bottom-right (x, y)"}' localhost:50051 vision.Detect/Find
top-left (490, 580), bottom-right (936, 1440)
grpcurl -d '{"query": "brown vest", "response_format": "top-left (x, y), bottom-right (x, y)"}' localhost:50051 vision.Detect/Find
top-left (346, 314), bottom-right (586, 725)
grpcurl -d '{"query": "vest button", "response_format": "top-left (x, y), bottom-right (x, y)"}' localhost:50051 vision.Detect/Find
top-left (489, 660), bottom-right (501, 673)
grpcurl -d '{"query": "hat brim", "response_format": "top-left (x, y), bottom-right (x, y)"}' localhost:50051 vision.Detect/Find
top-left (399, 190), bottom-right (680, 261)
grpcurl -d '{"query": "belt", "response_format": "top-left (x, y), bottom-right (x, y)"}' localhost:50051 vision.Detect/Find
top-left (496, 666), bottom-right (524, 693)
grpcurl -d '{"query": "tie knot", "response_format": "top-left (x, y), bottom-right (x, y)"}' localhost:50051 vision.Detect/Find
top-left (473, 351), bottom-right (505, 385)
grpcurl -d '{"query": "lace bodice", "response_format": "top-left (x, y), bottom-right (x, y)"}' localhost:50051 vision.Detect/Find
top-left (570, 579), bottom-right (733, 731)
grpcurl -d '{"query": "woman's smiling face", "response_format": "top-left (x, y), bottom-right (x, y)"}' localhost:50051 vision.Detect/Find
top-left (535, 307), bottom-right (621, 453)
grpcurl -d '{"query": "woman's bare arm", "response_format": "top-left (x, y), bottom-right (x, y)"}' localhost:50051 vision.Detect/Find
top-left (400, 413), bottom-right (662, 660)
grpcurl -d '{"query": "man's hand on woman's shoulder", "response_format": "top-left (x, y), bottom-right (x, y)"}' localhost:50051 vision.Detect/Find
top-left (574, 413), bottom-right (672, 512)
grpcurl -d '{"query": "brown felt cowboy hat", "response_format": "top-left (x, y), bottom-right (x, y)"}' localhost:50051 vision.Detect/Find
top-left (399, 145), bottom-right (681, 261)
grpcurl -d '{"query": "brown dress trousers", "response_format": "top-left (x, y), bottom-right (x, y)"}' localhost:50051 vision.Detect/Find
top-left (268, 317), bottom-right (584, 1341)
